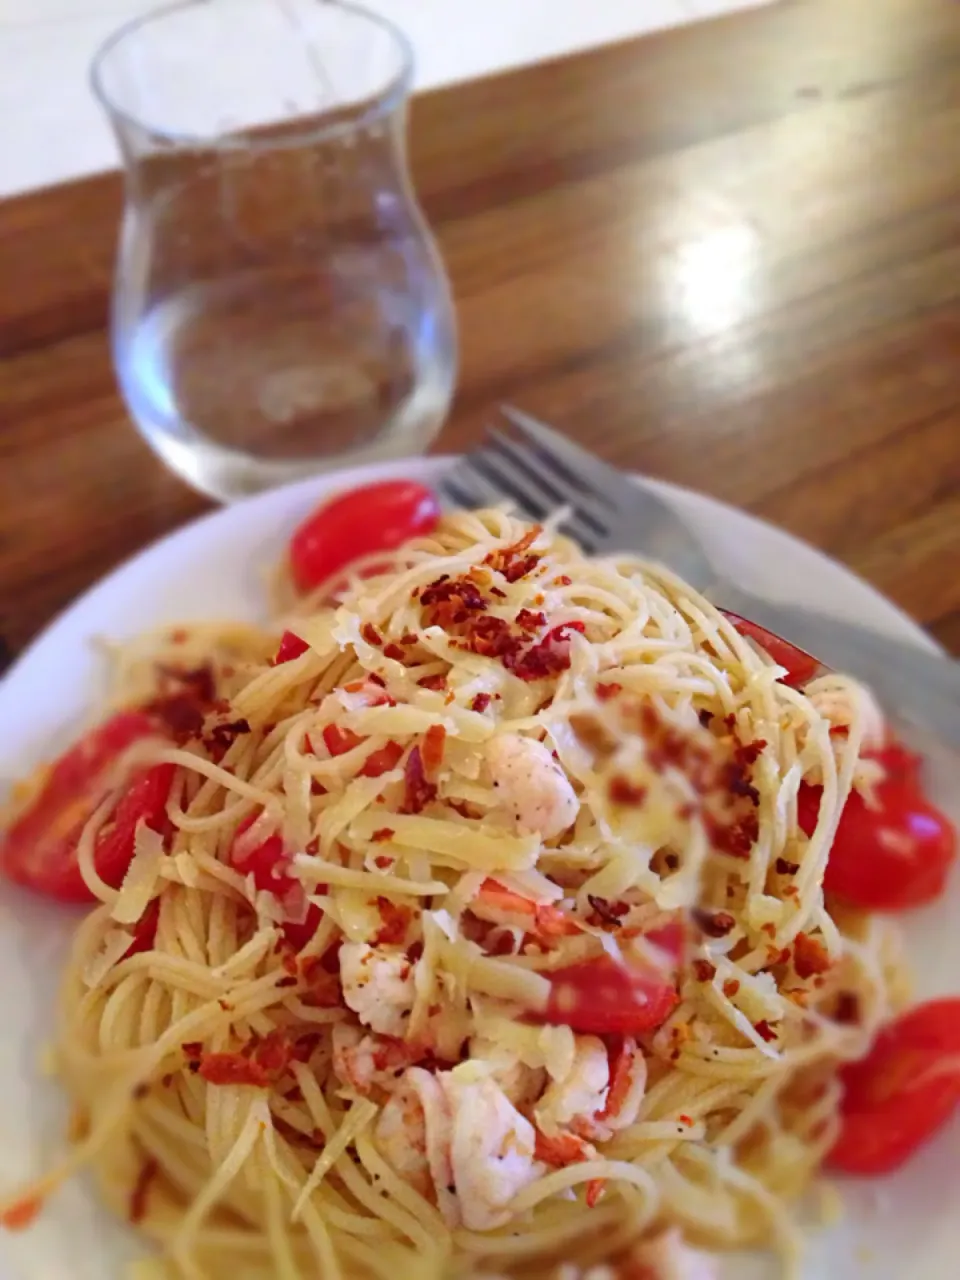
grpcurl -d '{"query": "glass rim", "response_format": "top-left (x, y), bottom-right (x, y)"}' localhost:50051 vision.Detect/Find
top-left (89, 0), bottom-right (415, 149)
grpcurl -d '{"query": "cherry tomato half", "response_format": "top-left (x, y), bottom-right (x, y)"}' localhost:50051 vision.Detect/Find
top-left (827, 998), bottom-right (960, 1175)
top-left (230, 815), bottom-right (321, 950)
top-left (289, 481), bottom-right (441, 594)
top-left (798, 747), bottom-right (955, 911)
top-left (274, 631), bottom-right (310, 665)
top-left (0, 712), bottom-right (173, 903)
top-left (721, 611), bottom-right (821, 688)
top-left (528, 956), bottom-right (679, 1035)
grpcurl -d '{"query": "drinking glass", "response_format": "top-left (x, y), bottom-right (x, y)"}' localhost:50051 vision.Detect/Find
top-left (92, 0), bottom-right (457, 501)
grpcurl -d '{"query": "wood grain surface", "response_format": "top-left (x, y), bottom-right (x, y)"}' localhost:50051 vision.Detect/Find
top-left (1, 0), bottom-right (959, 665)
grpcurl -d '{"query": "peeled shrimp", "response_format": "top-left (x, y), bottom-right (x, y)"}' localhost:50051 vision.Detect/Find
top-left (442, 1074), bottom-right (544, 1231)
top-left (485, 733), bottom-right (579, 840)
top-left (331, 1022), bottom-right (412, 1096)
top-left (536, 1035), bottom-right (646, 1143)
top-left (339, 942), bottom-right (415, 1037)
top-left (375, 1067), bottom-right (543, 1231)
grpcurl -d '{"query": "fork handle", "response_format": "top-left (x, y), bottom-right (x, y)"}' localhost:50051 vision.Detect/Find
top-left (718, 584), bottom-right (960, 750)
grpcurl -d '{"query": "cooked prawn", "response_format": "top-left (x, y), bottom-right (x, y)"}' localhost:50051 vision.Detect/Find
top-left (443, 1075), bottom-right (544, 1231)
top-left (339, 942), bottom-right (416, 1037)
top-left (485, 733), bottom-right (580, 839)
top-left (470, 878), bottom-right (580, 942)
top-left (375, 1067), bottom-right (543, 1231)
top-left (331, 1022), bottom-right (414, 1096)
top-left (536, 1035), bottom-right (646, 1143)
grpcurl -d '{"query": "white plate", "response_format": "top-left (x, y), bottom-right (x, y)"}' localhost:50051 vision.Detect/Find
top-left (0, 459), bottom-right (957, 1280)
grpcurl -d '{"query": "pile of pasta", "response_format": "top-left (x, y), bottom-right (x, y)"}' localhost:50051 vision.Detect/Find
top-left (7, 510), bottom-right (906, 1280)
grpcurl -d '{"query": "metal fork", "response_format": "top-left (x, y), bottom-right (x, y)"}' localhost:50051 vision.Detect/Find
top-left (437, 405), bottom-right (960, 749)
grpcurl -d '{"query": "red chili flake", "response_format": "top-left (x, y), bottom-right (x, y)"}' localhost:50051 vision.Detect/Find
top-left (793, 931), bottom-right (831, 980)
top-left (371, 828), bottom-right (395, 843)
top-left (504, 554), bottom-right (540, 584)
top-left (678, 1114), bottom-right (694, 1127)
top-left (361, 623), bottom-right (383, 647)
top-left (0, 1192), bottom-right (42, 1233)
top-left (401, 745), bottom-right (437, 814)
top-left (253, 1029), bottom-right (294, 1076)
top-left (554, 575), bottom-right (573, 586)
top-left (323, 724), bottom-right (364, 757)
top-left (157, 662), bottom-right (217, 705)
top-left (775, 857), bottom-right (800, 876)
top-left (374, 898), bottom-right (413, 946)
top-left (489, 586), bottom-right (507, 598)
top-left (760, 923), bottom-right (777, 938)
top-left (146, 693), bottom-right (206, 743)
top-left (128, 1157), bottom-right (157, 1225)
top-left (723, 979), bottom-right (740, 998)
top-left (586, 895), bottom-right (629, 927)
top-left (692, 909), bottom-right (735, 938)
top-left (182, 1041), bottom-right (203, 1058)
top-left (692, 960), bottom-right (717, 982)
top-left (206, 718), bottom-right (251, 754)
top-left (485, 526), bottom-right (541, 572)
top-left (420, 576), bottom-right (488, 628)
top-left (585, 1178), bottom-right (605, 1208)
top-left (417, 673), bottom-right (448, 691)
top-left (470, 692), bottom-right (492, 713)
top-left (383, 643), bottom-right (405, 662)
top-left (198, 1053), bottom-right (270, 1087)
top-left (374, 854), bottom-right (394, 869)
top-left (507, 621), bottom-right (585, 681)
top-left (753, 1020), bottom-right (778, 1043)
top-left (833, 992), bottom-right (861, 1024)
top-left (608, 775), bottom-right (648, 806)
top-left (407, 940), bottom-right (424, 963)
top-left (515, 608), bottom-right (547, 633)
top-left (359, 740), bottom-right (404, 778)
top-left (421, 724), bottom-right (446, 779)
top-left (595, 682), bottom-right (622, 701)
top-left (705, 809), bottom-right (760, 859)
top-left (273, 631), bottom-right (309, 665)
top-left (400, 634), bottom-right (418, 646)
top-left (723, 714), bottom-right (737, 730)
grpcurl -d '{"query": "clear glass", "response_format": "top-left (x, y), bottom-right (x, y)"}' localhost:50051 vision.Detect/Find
top-left (92, 0), bottom-right (457, 502)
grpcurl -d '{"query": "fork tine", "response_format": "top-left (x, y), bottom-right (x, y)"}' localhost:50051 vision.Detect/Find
top-left (486, 430), bottom-right (610, 540)
top-left (499, 404), bottom-right (640, 508)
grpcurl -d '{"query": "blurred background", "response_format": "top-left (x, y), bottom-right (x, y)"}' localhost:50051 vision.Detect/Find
top-left (0, 0), bottom-right (759, 197)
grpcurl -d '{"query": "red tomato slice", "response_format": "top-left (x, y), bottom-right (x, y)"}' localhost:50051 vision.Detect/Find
top-left (230, 815), bottom-right (321, 950)
top-left (321, 726), bottom-right (403, 778)
top-left (529, 956), bottom-right (679, 1035)
top-left (274, 631), bottom-right (310, 665)
top-left (798, 749), bottom-right (955, 911)
top-left (827, 998), bottom-right (960, 1174)
top-left (721, 611), bottom-right (821, 688)
top-left (0, 712), bottom-right (172, 903)
top-left (359, 741), bottom-right (404, 779)
top-left (126, 898), bottom-right (160, 957)
top-left (289, 481), bottom-right (441, 594)
top-left (322, 724), bottom-right (363, 757)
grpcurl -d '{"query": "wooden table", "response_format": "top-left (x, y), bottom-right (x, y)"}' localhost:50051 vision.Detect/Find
top-left (2, 0), bottom-right (959, 669)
